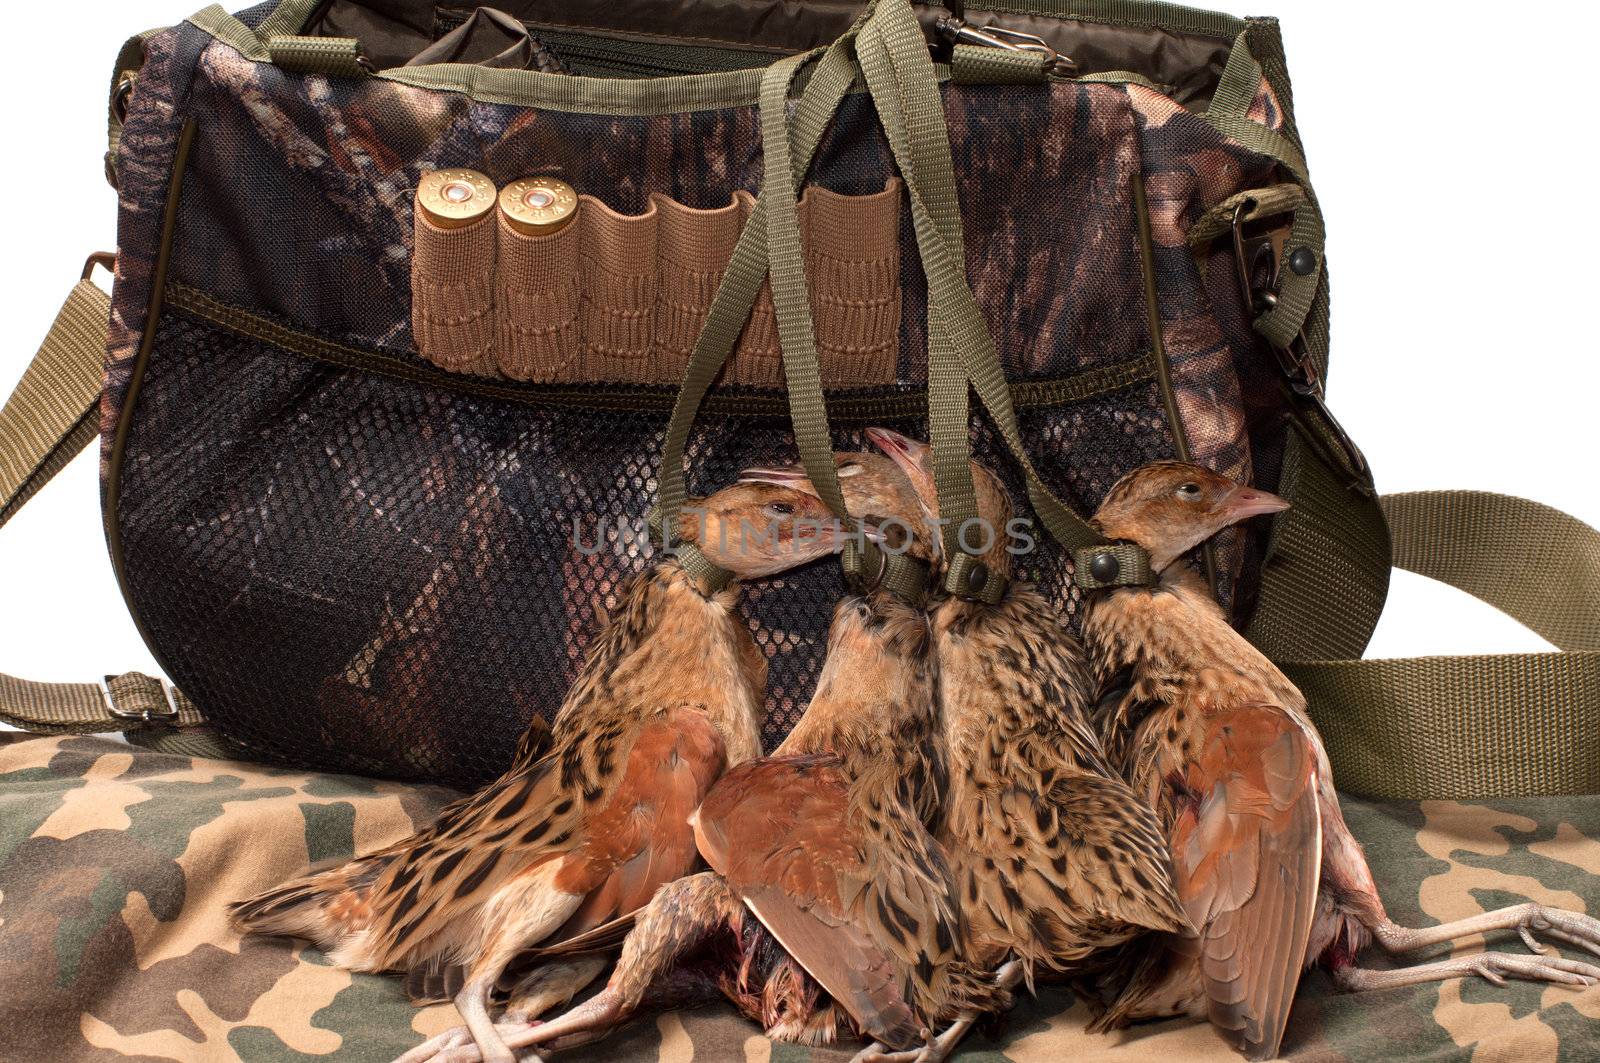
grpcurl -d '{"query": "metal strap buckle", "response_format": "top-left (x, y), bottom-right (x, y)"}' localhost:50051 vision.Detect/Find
top-left (934, 17), bottom-right (1078, 76)
top-left (100, 675), bottom-right (182, 725)
top-left (846, 539), bottom-right (890, 593)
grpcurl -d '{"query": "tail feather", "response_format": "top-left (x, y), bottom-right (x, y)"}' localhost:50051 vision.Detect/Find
top-left (231, 853), bottom-right (394, 948)
top-left (407, 955), bottom-right (466, 1005)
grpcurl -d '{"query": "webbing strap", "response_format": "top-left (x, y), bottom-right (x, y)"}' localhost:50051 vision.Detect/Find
top-left (758, 47), bottom-right (929, 604)
top-left (1204, 31), bottom-right (1324, 362)
top-left (654, 45), bottom-right (857, 589)
top-left (855, 0), bottom-right (1144, 600)
top-left (1286, 491), bottom-right (1600, 800)
top-left (0, 280), bottom-right (108, 528)
top-left (759, 56), bottom-right (851, 530)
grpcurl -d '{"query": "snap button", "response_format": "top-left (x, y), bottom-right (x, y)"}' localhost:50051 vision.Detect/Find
top-left (500, 176), bottom-right (578, 236)
top-left (1089, 551), bottom-right (1121, 583)
top-left (417, 169), bottom-right (496, 229)
top-left (1287, 246), bottom-right (1318, 276)
top-left (964, 560), bottom-right (990, 595)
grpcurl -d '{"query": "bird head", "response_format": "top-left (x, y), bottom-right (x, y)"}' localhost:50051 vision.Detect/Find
top-left (678, 481), bottom-right (850, 580)
top-left (865, 427), bottom-right (1014, 575)
top-left (1090, 462), bottom-right (1289, 573)
top-left (737, 450), bottom-right (940, 566)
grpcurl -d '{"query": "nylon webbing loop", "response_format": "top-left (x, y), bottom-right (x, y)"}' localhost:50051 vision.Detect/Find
top-left (267, 36), bottom-right (373, 78)
top-left (758, 48), bottom-right (932, 602)
top-left (855, 0), bottom-right (1151, 598)
top-left (760, 58), bottom-right (851, 532)
top-left (1205, 31), bottom-right (1324, 365)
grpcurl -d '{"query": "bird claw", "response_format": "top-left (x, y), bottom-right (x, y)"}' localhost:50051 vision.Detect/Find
top-left (1467, 951), bottom-right (1600, 989)
top-left (848, 1023), bottom-right (970, 1063)
top-left (1520, 905), bottom-right (1600, 961)
top-left (394, 1022), bottom-right (544, 1063)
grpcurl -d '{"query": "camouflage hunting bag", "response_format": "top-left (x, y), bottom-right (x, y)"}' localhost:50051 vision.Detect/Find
top-left (1, 0), bottom-right (1596, 800)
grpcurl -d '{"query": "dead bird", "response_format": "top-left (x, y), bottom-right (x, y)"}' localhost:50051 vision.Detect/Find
top-left (868, 428), bottom-right (1189, 1063)
top-left (233, 479), bottom-right (855, 1063)
top-left (1081, 461), bottom-right (1600, 1059)
top-left (463, 451), bottom-right (1011, 1063)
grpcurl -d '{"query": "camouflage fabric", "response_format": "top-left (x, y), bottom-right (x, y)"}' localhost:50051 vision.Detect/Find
top-left (2, 733), bottom-right (1595, 1061)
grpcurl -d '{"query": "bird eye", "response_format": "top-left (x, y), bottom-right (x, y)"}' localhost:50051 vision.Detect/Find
top-left (838, 461), bottom-right (863, 478)
top-left (1176, 482), bottom-right (1202, 500)
top-left (766, 501), bottom-right (795, 517)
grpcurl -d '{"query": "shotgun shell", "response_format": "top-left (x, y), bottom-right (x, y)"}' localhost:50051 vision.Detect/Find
top-left (416, 168), bottom-right (496, 230)
top-left (500, 177), bottom-right (579, 236)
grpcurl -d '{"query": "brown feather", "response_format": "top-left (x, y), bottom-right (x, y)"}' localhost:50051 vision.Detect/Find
top-left (696, 753), bottom-right (938, 1050)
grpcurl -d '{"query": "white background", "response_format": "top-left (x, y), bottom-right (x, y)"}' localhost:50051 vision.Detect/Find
top-left (1, 0), bottom-right (1596, 690)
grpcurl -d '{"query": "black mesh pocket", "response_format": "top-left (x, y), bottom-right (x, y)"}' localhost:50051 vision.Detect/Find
top-left (114, 306), bottom-right (1177, 788)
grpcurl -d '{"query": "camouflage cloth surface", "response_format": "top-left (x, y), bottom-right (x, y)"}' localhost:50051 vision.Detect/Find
top-left (1, 733), bottom-right (1595, 1062)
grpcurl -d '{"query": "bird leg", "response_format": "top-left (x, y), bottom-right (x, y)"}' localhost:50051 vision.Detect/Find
top-left (397, 957), bottom-right (610, 1063)
top-left (1331, 904), bottom-right (1600, 994)
top-left (849, 960), bottom-right (1025, 1063)
top-left (1333, 952), bottom-right (1598, 992)
top-left (503, 956), bottom-right (612, 1024)
top-left (425, 873), bottom-right (740, 1063)
top-left (457, 975), bottom-right (516, 1063)
top-left (1368, 903), bottom-right (1600, 961)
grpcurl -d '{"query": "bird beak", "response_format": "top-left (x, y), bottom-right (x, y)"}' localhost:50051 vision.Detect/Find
top-left (738, 465), bottom-right (817, 494)
top-left (1223, 486), bottom-right (1291, 521)
top-left (865, 427), bottom-right (926, 475)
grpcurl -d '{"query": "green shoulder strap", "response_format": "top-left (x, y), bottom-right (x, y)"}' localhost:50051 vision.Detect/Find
top-left (1282, 492), bottom-right (1600, 800)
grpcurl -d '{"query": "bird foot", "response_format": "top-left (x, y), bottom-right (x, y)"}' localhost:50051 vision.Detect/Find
top-left (1375, 903), bottom-right (1600, 961)
top-left (1509, 905), bottom-right (1600, 960)
top-left (392, 1022), bottom-right (547, 1063)
top-left (1335, 950), bottom-right (1600, 994)
top-left (848, 1020), bottom-right (973, 1063)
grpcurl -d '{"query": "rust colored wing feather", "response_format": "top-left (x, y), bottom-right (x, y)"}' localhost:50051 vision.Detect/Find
top-left (1171, 704), bottom-right (1321, 1061)
top-left (695, 755), bottom-right (928, 1050)
top-left (554, 708), bottom-right (728, 935)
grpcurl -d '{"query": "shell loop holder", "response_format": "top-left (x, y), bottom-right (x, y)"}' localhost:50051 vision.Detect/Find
top-left (943, 551), bottom-right (1008, 605)
top-left (1071, 543), bottom-right (1157, 592)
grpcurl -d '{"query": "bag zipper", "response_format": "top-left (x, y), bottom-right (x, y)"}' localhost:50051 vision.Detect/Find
top-left (163, 282), bottom-right (1157, 421)
top-left (934, 16), bottom-right (1078, 77)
